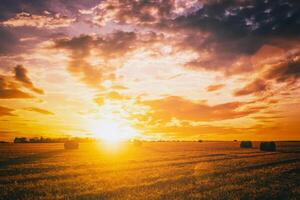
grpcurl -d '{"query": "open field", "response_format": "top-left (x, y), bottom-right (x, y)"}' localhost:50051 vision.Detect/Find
top-left (0, 141), bottom-right (300, 200)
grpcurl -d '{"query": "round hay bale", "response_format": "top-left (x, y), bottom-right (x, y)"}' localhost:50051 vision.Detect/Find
top-left (240, 141), bottom-right (252, 148)
top-left (198, 140), bottom-right (203, 143)
top-left (260, 141), bottom-right (276, 152)
top-left (64, 141), bottom-right (79, 150)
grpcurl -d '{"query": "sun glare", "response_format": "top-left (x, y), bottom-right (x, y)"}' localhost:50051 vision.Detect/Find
top-left (89, 117), bottom-right (140, 146)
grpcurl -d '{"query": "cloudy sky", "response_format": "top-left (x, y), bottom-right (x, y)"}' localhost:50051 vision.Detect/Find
top-left (0, 0), bottom-right (300, 141)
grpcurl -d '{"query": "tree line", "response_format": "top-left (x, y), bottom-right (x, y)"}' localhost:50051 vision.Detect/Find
top-left (13, 137), bottom-right (94, 143)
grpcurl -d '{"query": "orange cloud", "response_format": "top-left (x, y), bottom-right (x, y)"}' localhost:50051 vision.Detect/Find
top-left (52, 32), bottom-right (138, 88)
top-left (24, 107), bottom-right (54, 115)
top-left (0, 76), bottom-right (32, 99)
top-left (52, 31), bottom-right (167, 89)
top-left (264, 52), bottom-right (300, 83)
top-left (234, 79), bottom-right (268, 96)
top-left (138, 96), bottom-right (256, 122)
top-left (0, 65), bottom-right (43, 99)
top-left (110, 85), bottom-right (128, 90)
top-left (1, 12), bottom-right (75, 29)
top-left (0, 0), bottom-right (299, 141)
top-left (0, 85), bottom-right (33, 99)
top-left (0, 106), bottom-right (15, 116)
top-left (94, 91), bottom-right (129, 106)
top-left (234, 50), bottom-right (300, 97)
top-left (207, 84), bottom-right (225, 92)
top-left (140, 123), bottom-right (248, 139)
top-left (94, 95), bottom-right (104, 106)
top-left (14, 65), bottom-right (44, 94)
top-left (86, 0), bottom-right (173, 26)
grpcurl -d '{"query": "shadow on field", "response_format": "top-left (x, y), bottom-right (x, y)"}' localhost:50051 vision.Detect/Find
top-left (0, 165), bottom-right (68, 181)
top-left (203, 157), bottom-right (300, 178)
top-left (158, 158), bottom-right (300, 199)
top-left (0, 150), bottom-right (64, 168)
top-left (77, 157), bottom-right (300, 199)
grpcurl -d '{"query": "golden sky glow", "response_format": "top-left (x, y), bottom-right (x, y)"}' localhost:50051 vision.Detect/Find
top-left (0, 0), bottom-right (300, 141)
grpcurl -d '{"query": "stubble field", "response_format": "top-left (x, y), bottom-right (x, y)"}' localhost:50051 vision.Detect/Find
top-left (0, 141), bottom-right (299, 200)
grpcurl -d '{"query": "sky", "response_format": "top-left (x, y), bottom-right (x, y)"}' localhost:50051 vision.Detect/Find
top-left (0, 0), bottom-right (300, 142)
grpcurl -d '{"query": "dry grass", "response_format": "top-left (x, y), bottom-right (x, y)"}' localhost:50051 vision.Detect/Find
top-left (0, 141), bottom-right (299, 199)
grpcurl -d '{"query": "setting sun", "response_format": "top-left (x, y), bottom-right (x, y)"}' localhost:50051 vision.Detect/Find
top-left (89, 118), bottom-right (139, 144)
top-left (87, 99), bottom-right (140, 145)
top-left (86, 101), bottom-right (141, 145)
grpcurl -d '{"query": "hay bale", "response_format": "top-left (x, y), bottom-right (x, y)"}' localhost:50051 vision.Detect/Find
top-left (260, 142), bottom-right (276, 152)
top-left (198, 140), bottom-right (203, 143)
top-left (64, 141), bottom-right (79, 150)
top-left (240, 141), bottom-right (252, 148)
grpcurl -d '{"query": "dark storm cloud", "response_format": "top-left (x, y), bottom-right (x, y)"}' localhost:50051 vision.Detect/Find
top-left (53, 31), bottom-right (138, 58)
top-left (53, 34), bottom-right (103, 88)
top-left (176, 0), bottom-right (300, 40)
top-left (52, 31), bottom-right (141, 88)
top-left (86, 0), bottom-right (300, 45)
top-left (85, 0), bottom-right (300, 76)
top-left (1, 0), bottom-right (299, 95)
top-left (174, 0), bottom-right (300, 73)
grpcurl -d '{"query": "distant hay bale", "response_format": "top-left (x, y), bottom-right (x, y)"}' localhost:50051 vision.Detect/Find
top-left (240, 141), bottom-right (252, 148)
top-left (64, 141), bottom-right (79, 150)
top-left (198, 140), bottom-right (203, 143)
top-left (233, 140), bottom-right (237, 142)
top-left (260, 142), bottom-right (276, 152)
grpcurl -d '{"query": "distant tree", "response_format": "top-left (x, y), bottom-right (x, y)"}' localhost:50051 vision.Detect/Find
top-left (29, 137), bottom-right (39, 143)
top-left (14, 137), bottom-right (28, 143)
top-left (14, 136), bottom-right (95, 143)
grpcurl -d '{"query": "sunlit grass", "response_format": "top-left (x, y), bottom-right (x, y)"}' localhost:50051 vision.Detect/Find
top-left (0, 142), bottom-right (299, 199)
